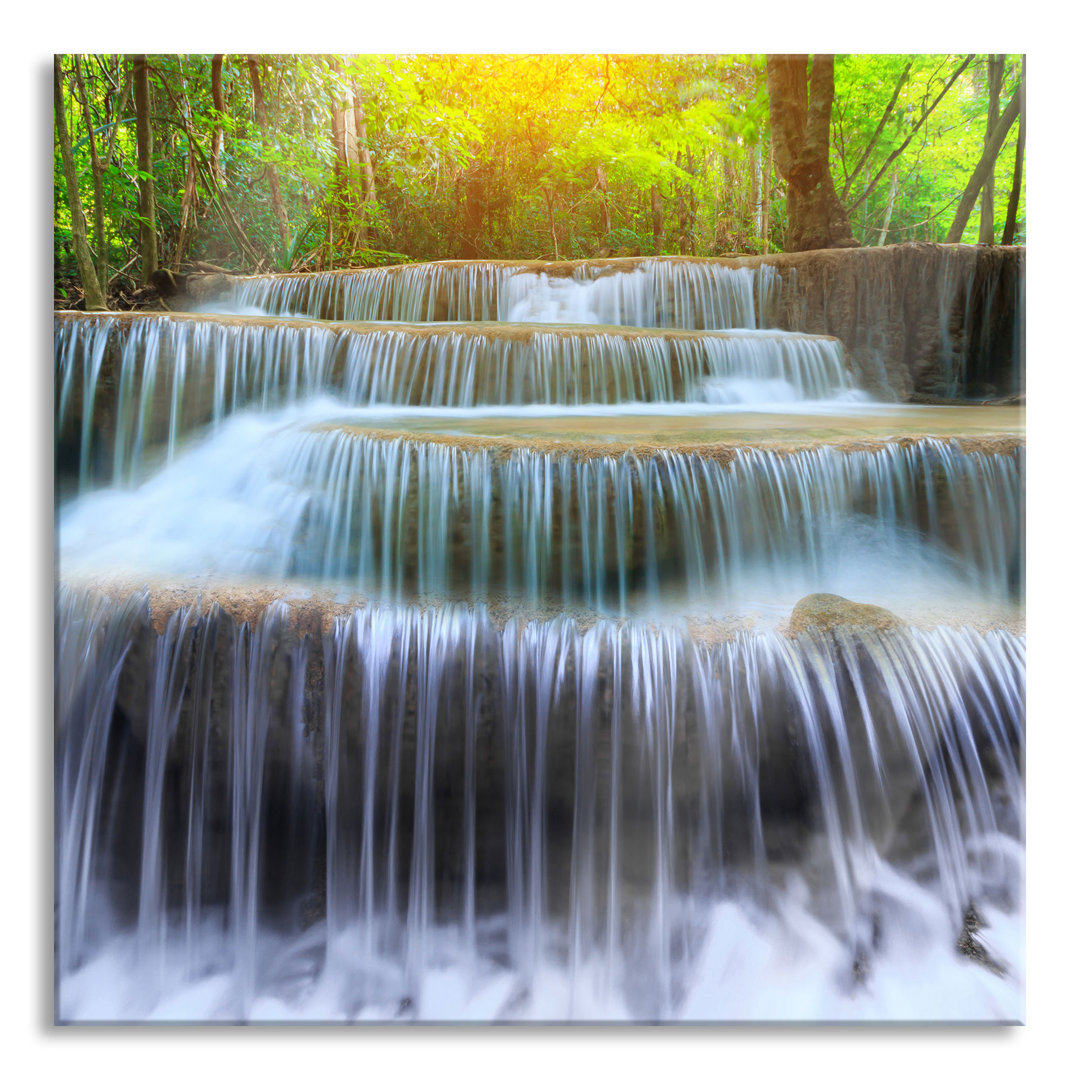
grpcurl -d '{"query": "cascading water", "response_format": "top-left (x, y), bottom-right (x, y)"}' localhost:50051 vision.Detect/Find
top-left (56, 586), bottom-right (1023, 1021)
top-left (222, 258), bottom-right (777, 329)
top-left (55, 251), bottom-right (1025, 1022)
top-left (58, 407), bottom-right (1023, 612)
top-left (55, 312), bottom-right (861, 491)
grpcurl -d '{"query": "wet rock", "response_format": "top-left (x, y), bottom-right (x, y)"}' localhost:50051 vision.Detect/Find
top-left (185, 272), bottom-right (232, 306)
top-left (955, 902), bottom-right (1006, 976)
top-left (734, 243), bottom-right (1024, 400)
top-left (788, 593), bottom-right (905, 636)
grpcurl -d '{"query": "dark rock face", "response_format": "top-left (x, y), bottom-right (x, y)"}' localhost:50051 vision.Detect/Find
top-left (739, 243), bottom-right (1025, 401)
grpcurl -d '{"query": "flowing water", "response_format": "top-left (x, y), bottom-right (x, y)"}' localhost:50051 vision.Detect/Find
top-left (223, 258), bottom-right (779, 328)
top-left (54, 254), bottom-right (1025, 1022)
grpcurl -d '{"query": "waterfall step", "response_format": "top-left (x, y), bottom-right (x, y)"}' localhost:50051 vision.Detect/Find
top-left (212, 255), bottom-right (777, 327)
top-left (317, 408), bottom-right (1024, 452)
top-left (59, 426), bottom-right (1024, 615)
top-left (181, 244), bottom-right (1023, 400)
top-left (55, 310), bottom-right (1023, 496)
top-left (56, 311), bottom-right (855, 482)
top-left (60, 574), bottom-right (1027, 640)
top-left (56, 578), bottom-right (1024, 1022)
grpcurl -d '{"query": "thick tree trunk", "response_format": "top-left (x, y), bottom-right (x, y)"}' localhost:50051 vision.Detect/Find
top-left (945, 84), bottom-right (1021, 243)
top-left (131, 54), bottom-right (158, 283)
top-left (211, 55), bottom-right (226, 189)
top-left (55, 56), bottom-right (107, 310)
top-left (247, 55), bottom-right (289, 248)
top-left (766, 54), bottom-right (856, 252)
top-left (1002, 57), bottom-right (1026, 245)
top-left (979, 55), bottom-right (1004, 244)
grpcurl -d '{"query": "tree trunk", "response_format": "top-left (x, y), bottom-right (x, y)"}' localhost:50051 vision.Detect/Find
top-left (247, 55), bottom-right (289, 249)
top-left (543, 187), bottom-right (559, 259)
top-left (211, 54), bottom-right (226, 189)
top-left (725, 157), bottom-right (743, 251)
top-left (945, 83), bottom-right (1022, 243)
top-left (841, 61), bottom-right (911, 201)
top-left (172, 56), bottom-right (199, 271)
top-left (55, 56), bottom-right (107, 310)
top-left (846, 55), bottom-right (972, 222)
top-left (877, 170), bottom-right (898, 246)
top-left (328, 59), bottom-right (355, 257)
top-left (761, 142), bottom-right (772, 251)
top-left (351, 92), bottom-right (376, 201)
top-left (131, 54), bottom-right (157, 283)
top-left (979, 55), bottom-right (1005, 244)
top-left (72, 56), bottom-right (108, 295)
top-left (173, 148), bottom-right (199, 272)
top-left (350, 89), bottom-right (376, 250)
top-left (766, 54), bottom-right (856, 252)
top-left (651, 184), bottom-right (664, 254)
top-left (751, 145), bottom-right (761, 246)
top-left (1002, 57), bottom-right (1026, 245)
top-left (597, 165), bottom-right (611, 241)
top-left (677, 151), bottom-right (691, 254)
top-left (461, 169), bottom-right (485, 258)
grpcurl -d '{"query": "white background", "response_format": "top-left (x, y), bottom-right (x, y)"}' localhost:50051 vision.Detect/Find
top-left (9, 6), bottom-right (1074, 1074)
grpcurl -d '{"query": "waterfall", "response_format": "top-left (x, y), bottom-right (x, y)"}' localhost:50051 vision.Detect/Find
top-left (217, 246), bottom-right (1025, 400)
top-left (56, 586), bottom-right (1023, 1021)
top-left (59, 415), bottom-right (1024, 610)
top-left (54, 247), bottom-right (1025, 1022)
top-left (56, 313), bottom-right (858, 491)
top-left (225, 258), bottom-right (777, 328)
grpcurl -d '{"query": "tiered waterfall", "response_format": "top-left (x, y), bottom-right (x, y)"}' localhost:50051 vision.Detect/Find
top-left (55, 251), bottom-right (1024, 1022)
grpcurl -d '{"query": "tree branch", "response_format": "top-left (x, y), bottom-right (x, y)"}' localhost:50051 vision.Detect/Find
top-left (945, 80), bottom-right (1022, 242)
top-left (841, 61), bottom-right (912, 200)
top-left (847, 54), bottom-right (974, 215)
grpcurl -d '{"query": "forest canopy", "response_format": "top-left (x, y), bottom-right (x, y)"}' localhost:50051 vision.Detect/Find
top-left (53, 53), bottom-right (1025, 308)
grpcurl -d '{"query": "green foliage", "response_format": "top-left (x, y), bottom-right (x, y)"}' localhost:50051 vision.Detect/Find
top-left (53, 51), bottom-right (1026, 299)
top-left (833, 54), bottom-right (1025, 245)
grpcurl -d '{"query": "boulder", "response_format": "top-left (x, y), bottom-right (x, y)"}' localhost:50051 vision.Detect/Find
top-left (788, 592), bottom-right (905, 636)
